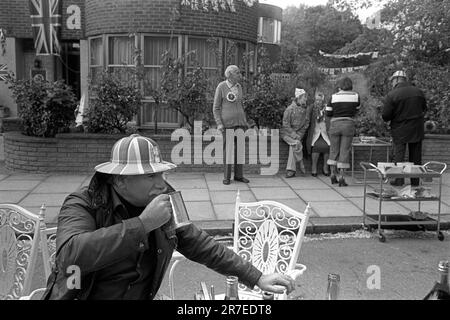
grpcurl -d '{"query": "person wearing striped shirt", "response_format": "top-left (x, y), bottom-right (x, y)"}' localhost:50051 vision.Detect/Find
top-left (325, 77), bottom-right (361, 186)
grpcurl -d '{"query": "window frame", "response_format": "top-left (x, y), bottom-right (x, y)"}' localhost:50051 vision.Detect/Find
top-left (185, 35), bottom-right (222, 75)
top-left (88, 35), bottom-right (104, 67)
top-left (258, 17), bottom-right (281, 45)
top-left (106, 34), bottom-right (137, 67)
top-left (139, 33), bottom-right (183, 127)
top-left (140, 33), bottom-right (182, 98)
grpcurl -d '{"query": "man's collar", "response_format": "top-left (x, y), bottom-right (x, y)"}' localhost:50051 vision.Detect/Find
top-left (394, 81), bottom-right (409, 89)
top-left (226, 80), bottom-right (239, 88)
top-left (110, 186), bottom-right (126, 212)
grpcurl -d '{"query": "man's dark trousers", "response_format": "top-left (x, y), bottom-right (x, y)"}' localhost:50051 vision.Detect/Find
top-left (393, 140), bottom-right (422, 186)
top-left (223, 126), bottom-right (246, 180)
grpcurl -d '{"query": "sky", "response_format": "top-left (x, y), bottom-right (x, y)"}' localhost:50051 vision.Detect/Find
top-left (259, 0), bottom-right (384, 21)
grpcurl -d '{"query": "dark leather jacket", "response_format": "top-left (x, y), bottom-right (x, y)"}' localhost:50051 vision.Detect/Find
top-left (382, 82), bottom-right (427, 144)
top-left (42, 174), bottom-right (262, 300)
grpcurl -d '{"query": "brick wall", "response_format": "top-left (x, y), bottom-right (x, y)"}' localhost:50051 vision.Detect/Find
top-left (85, 0), bottom-right (258, 42)
top-left (4, 132), bottom-right (449, 174)
top-left (422, 135), bottom-right (450, 164)
top-left (0, 0), bottom-right (85, 39)
top-left (4, 131), bottom-right (288, 174)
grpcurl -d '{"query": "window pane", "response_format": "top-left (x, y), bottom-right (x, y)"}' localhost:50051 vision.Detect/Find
top-left (144, 36), bottom-right (178, 65)
top-left (143, 67), bottom-right (160, 96)
top-left (225, 40), bottom-right (237, 66)
top-left (90, 38), bottom-right (103, 66)
top-left (188, 38), bottom-right (218, 68)
top-left (262, 17), bottom-right (275, 43)
top-left (108, 36), bottom-right (134, 65)
top-left (237, 42), bottom-right (246, 69)
top-left (141, 101), bottom-right (180, 126)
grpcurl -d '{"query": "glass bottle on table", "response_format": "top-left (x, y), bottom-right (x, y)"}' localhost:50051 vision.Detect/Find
top-left (423, 260), bottom-right (450, 300)
top-left (262, 291), bottom-right (274, 300)
top-left (224, 276), bottom-right (240, 300)
top-left (325, 273), bottom-right (340, 300)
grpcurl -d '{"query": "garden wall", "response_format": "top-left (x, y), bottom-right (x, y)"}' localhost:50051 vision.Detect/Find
top-left (4, 132), bottom-right (449, 174)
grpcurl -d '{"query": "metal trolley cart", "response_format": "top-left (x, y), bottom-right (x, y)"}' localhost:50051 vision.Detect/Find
top-left (360, 161), bottom-right (447, 242)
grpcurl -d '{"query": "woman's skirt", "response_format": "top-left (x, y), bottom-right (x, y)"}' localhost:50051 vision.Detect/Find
top-left (311, 135), bottom-right (330, 154)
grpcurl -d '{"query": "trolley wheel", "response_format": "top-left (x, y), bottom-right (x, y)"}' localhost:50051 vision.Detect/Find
top-left (438, 232), bottom-right (445, 241)
top-left (378, 233), bottom-right (386, 243)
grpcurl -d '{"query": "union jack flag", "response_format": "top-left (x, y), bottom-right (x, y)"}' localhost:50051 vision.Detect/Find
top-left (29, 0), bottom-right (62, 55)
top-left (0, 64), bottom-right (8, 82)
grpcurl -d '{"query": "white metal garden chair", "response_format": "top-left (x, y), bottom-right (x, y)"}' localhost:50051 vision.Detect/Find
top-left (168, 191), bottom-right (311, 300)
top-left (0, 204), bottom-right (56, 300)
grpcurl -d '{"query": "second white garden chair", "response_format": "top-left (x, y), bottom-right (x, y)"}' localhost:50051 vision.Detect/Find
top-left (168, 191), bottom-right (311, 300)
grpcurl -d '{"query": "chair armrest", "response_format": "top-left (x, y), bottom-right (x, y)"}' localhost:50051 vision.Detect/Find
top-left (286, 263), bottom-right (307, 281)
top-left (19, 288), bottom-right (46, 300)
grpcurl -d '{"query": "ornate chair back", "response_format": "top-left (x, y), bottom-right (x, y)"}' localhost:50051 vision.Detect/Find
top-left (0, 204), bottom-right (44, 299)
top-left (233, 191), bottom-right (311, 300)
top-left (39, 224), bottom-right (57, 281)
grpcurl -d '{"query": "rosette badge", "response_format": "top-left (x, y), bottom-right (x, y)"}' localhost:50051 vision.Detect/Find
top-left (226, 92), bottom-right (237, 103)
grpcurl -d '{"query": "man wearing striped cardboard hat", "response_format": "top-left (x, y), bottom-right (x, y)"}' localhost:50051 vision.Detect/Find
top-left (43, 134), bottom-right (295, 300)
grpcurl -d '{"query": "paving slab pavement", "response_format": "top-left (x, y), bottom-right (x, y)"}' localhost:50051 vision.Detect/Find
top-left (0, 166), bottom-right (449, 234)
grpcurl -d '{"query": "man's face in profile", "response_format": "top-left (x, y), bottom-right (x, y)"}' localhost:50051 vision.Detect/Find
top-left (119, 172), bottom-right (168, 207)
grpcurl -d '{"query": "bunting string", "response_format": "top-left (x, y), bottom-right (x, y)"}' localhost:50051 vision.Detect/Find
top-left (318, 65), bottom-right (369, 75)
top-left (319, 50), bottom-right (379, 59)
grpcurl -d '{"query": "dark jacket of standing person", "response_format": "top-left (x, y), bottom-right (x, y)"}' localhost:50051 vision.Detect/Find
top-left (382, 82), bottom-right (427, 144)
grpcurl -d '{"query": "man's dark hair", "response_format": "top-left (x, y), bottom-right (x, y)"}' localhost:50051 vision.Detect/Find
top-left (87, 172), bottom-right (114, 209)
top-left (337, 77), bottom-right (353, 91)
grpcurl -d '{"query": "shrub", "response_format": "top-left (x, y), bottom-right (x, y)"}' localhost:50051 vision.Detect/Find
top-left (365, 56), bottom-right (450, 134)
top-left (355, 96), bottom-right (390, 138)
top-left (86, 71), bottom-right (142, 134)
top-left (160, 51), bottom-right (210, 133)
top-left (6, 76), bottom-right (77, 137)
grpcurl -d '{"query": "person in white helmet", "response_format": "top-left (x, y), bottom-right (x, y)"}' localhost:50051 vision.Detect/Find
top-left (42, 134), bottom-right (295, 300)
top-left (382, 70), bottom-right (427, 187)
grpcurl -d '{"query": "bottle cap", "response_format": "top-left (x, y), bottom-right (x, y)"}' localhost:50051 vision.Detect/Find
top-left (438, 261), bottom-right (449, 272)
top-left (226, 276), bottom-right (238, 284)
top-left (328, 273), bottom-right (340, 281)
top-left (262, 291), bottom-right (274, 300)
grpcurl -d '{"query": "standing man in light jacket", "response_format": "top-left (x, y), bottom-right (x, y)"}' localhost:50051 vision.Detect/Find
top-left (42, 134), bottom-right (295, 299)
top-left (382, 70), bottom-right (427, 187)
top-left (213, 65), bottom-right (250, 185)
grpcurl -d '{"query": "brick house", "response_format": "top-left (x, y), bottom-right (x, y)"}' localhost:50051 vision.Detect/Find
top-left (0, 0), bottom-right (282, 129)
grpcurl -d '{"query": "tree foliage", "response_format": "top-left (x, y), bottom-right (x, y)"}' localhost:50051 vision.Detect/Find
top-left (244, 46), bottom-right (289, 129)
top-left (381, 0), bottom-right (450, 65)
top-left (160, 51), bottom-right (211, 132)
top-left (334, 27), bottom-right (394, 55)
top-left (280, 4), bottom-right (363, 72)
